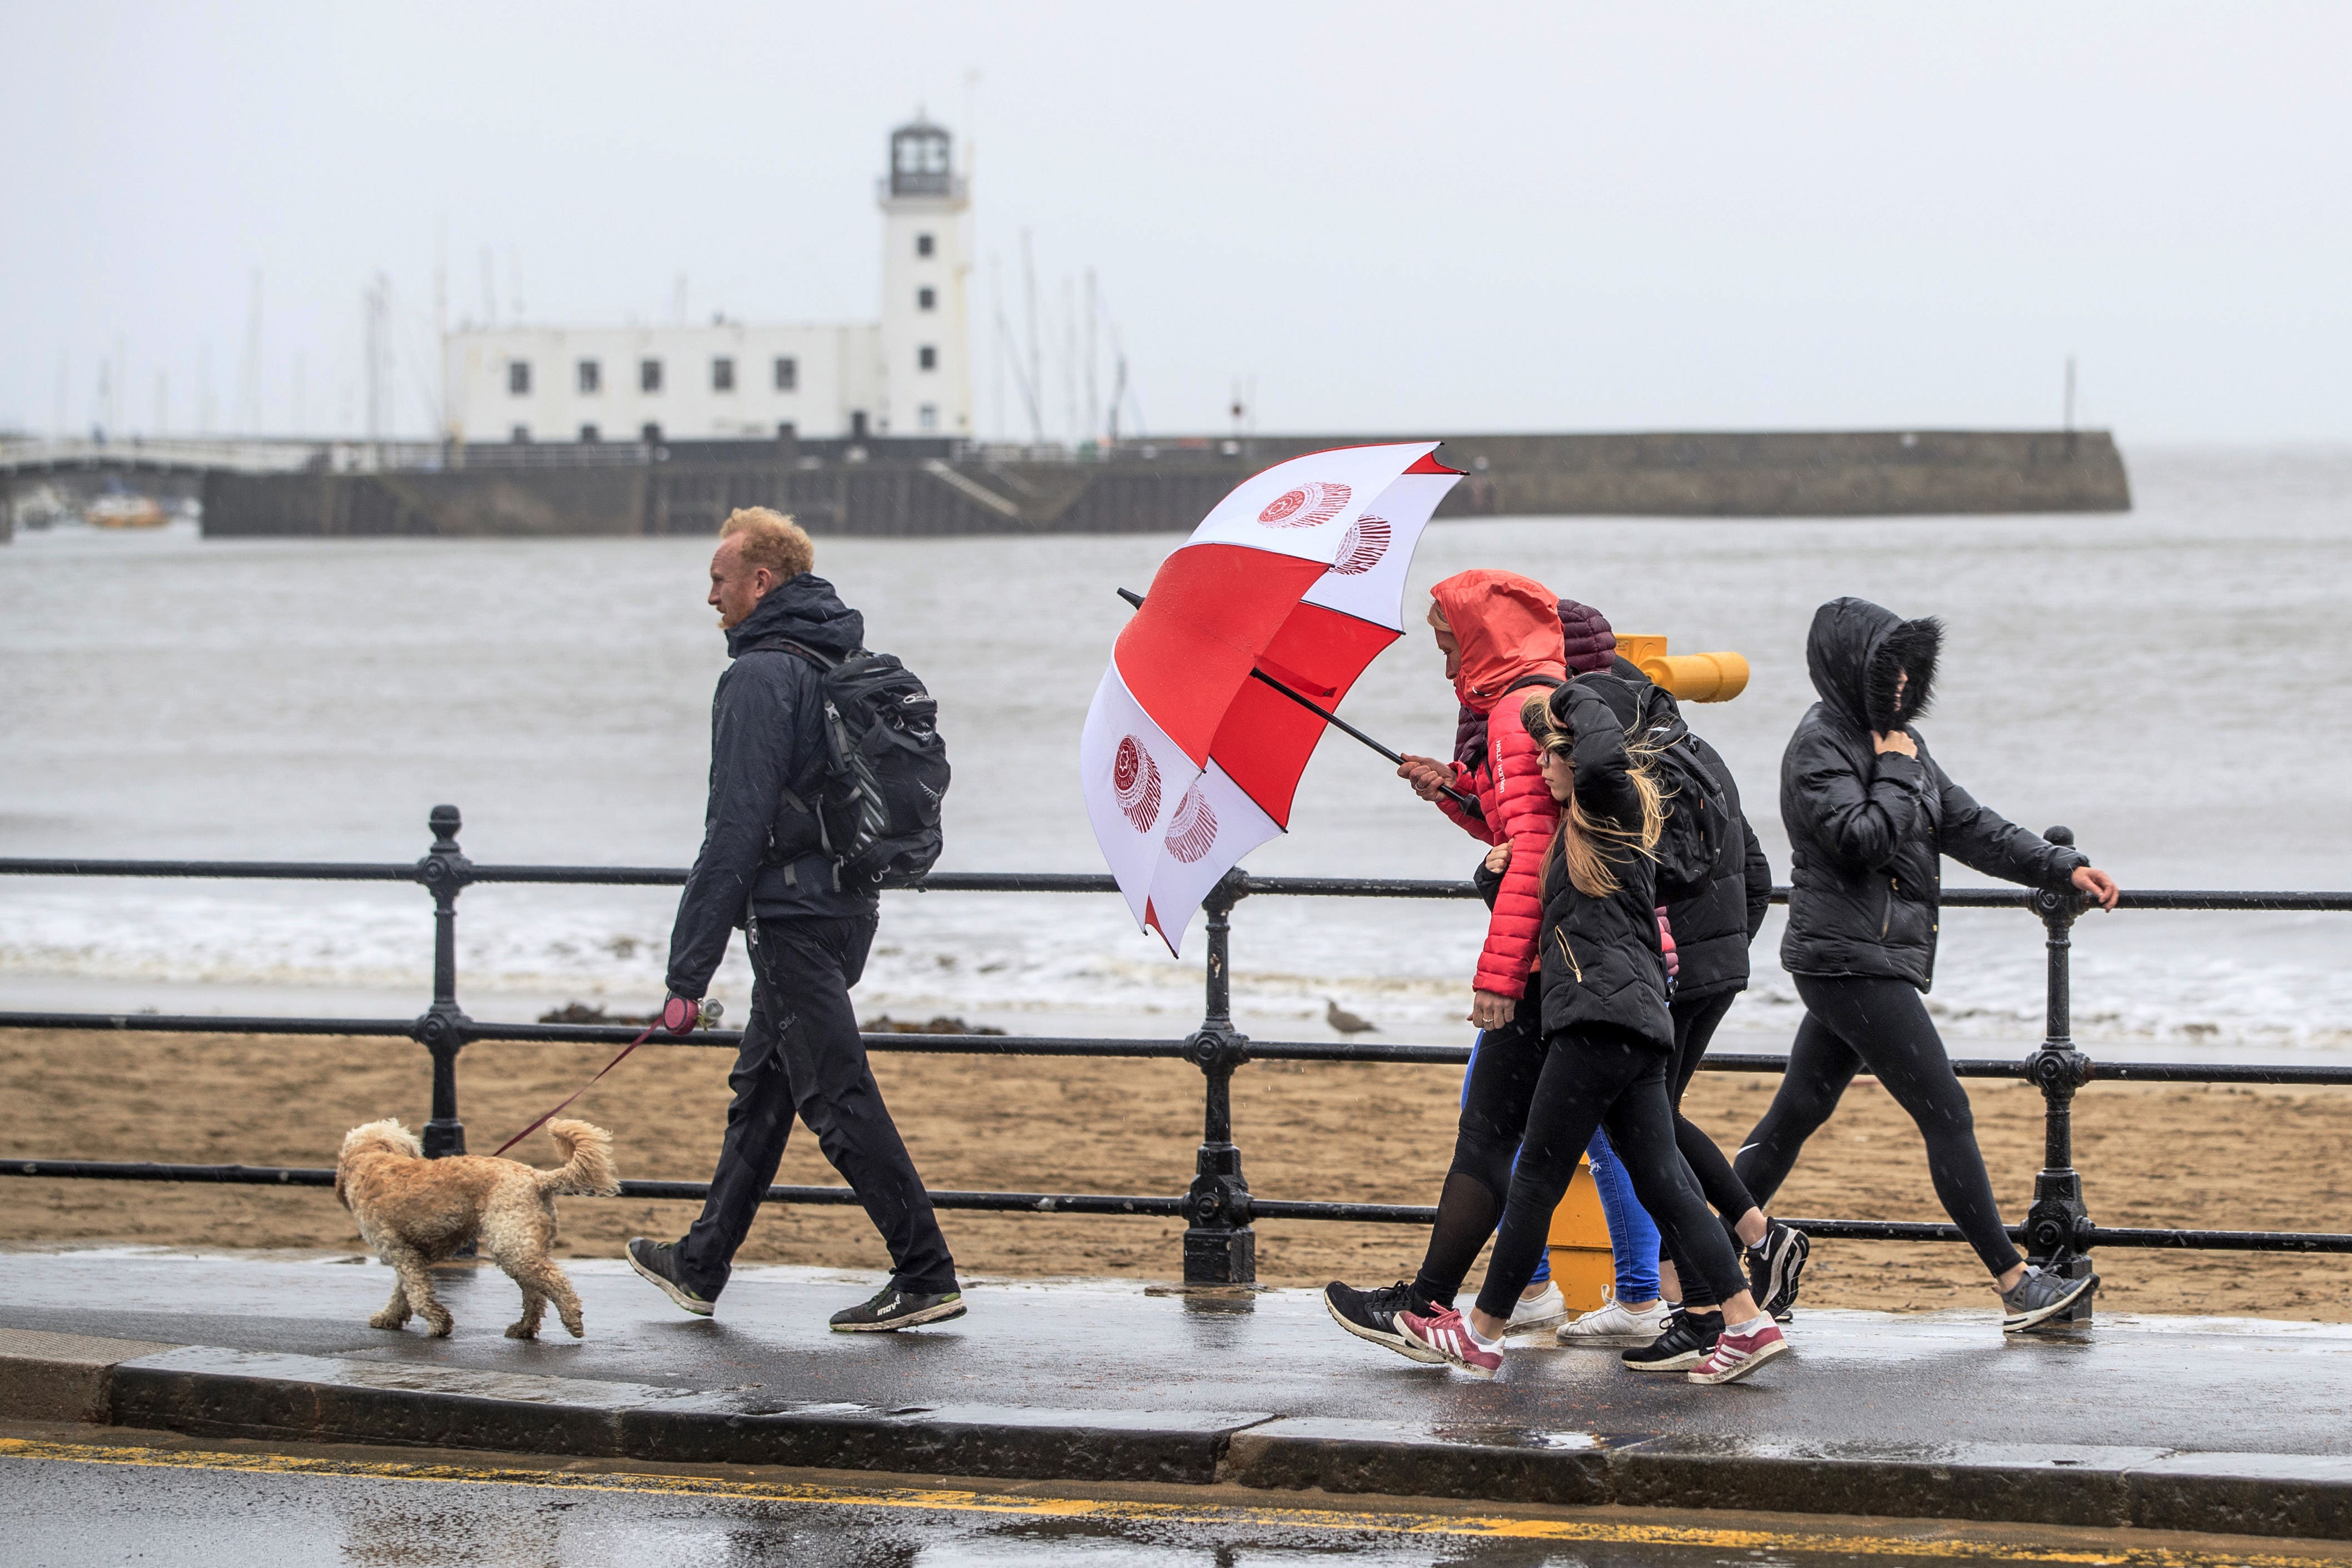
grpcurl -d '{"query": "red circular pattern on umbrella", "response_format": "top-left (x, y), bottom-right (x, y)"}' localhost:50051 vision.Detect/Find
top-left (1328, 514), bottom-right (1392, 575)
top-left (1256, 480), bottom-right (1352, 529)
top-left (1113, 736), bottom-right (1162, 831)
top-left (1163, 782), bottom-right (1220, 864)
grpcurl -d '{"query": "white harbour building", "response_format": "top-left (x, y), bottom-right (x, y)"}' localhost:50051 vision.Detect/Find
top-left (440, 120), bottom-right (971, 446)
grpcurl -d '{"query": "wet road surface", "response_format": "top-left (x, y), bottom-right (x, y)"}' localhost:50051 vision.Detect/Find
top-left (7, 1427), bottom-right (2349, 1568)
top-left (5, 1253), bottom-right (2351, 1459)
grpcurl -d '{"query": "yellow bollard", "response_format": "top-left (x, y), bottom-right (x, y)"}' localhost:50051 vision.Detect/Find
top-left (1616, 636), bottom-right (1749, 703)
top-left (1545, 1153), bottom-right (1617, 1312)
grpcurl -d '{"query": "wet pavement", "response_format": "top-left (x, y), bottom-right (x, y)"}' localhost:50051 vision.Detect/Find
top-left (3, 1248), bottom-right (2350, 1458)
top-left (11, 1425), bottom-right (2349, 1568)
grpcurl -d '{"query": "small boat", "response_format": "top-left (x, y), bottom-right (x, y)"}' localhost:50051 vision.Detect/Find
top-left (85, 495), bottom-right (169, 529)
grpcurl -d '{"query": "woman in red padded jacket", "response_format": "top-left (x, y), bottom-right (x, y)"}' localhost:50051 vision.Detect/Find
top-left (1321, 570), bottom-right (1575, 1359)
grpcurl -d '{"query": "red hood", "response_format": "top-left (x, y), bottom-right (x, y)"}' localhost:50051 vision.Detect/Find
top-left (1431, 570), bottom-right (1565, 712)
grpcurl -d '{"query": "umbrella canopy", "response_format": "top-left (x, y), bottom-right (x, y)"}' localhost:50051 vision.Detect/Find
top-left (1080, 441), bottom-right (1463, 952)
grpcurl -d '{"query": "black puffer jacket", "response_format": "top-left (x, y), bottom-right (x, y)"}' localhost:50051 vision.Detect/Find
top-left (1780, 597), bottom-right (2086, 991)
top-left (665, 574), bottom-right (876, 998)
top-left (1534, 675), bottom-right (1674, 1050)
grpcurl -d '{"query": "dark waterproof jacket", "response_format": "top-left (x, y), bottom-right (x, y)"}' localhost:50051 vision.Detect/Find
top-left (665, 575), bottom-right (877, 998)
top-left (1780, 597), bottom-right (2086, 991)
top-left (1663, 722), bottom-right (1773, 1003)
top-left (1534, 675), bottom-right (1675, 1050)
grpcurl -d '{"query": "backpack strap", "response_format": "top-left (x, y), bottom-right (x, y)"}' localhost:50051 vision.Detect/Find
top-left (742, 633), bottom-right (844, 671)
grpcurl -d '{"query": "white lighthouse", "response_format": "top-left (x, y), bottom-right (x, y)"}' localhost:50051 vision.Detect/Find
top-left (876, 118), bottom-right (971, 437)
top-left (439, 121), bottom-right (974, 445)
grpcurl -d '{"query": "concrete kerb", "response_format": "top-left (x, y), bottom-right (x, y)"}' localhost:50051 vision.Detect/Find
top-left (3, 1333), bottom-right (2349, 1540)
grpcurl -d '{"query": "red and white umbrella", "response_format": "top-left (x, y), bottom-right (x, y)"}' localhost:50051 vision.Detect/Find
top-left (1080, 442), bottom-right (1463, 952)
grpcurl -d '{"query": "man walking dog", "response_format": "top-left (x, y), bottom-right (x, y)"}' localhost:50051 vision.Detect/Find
top-left (626, 508), bottom-right (964, 1331)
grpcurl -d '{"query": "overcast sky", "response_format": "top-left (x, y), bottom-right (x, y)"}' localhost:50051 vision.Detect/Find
top-left (6, 3), bottom-right (2347, 443)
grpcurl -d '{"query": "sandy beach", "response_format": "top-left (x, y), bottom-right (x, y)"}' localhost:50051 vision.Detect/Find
top-left (4, 1025), bottom-right (2345, 1321)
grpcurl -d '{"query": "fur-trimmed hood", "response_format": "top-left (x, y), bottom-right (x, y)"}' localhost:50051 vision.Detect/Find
top-left (1805, 596), bottom-right (1941, 734)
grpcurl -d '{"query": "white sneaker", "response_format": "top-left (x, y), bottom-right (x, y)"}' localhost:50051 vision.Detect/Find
top-left (1504, 1279), bottom-right (1569, 1336)
top-left (1554, 1297), bottom-right (1671, 1348)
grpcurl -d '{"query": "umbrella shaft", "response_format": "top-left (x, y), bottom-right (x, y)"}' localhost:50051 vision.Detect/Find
top-left (1248, 668), bottom-right (1402, 764)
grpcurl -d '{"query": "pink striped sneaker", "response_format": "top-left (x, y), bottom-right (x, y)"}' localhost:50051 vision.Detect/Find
top-left (1686, 1319), bottom-right (1789, 1385)
top-left (1398, 1306), bottom-right (1504, 1380)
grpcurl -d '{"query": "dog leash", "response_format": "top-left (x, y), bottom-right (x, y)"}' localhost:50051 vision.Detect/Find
top-left (489, 997), bottom-right (709, 1157)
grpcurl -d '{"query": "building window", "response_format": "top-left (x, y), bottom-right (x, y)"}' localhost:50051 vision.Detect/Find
top-left (917, 286), bottom-right (936, 311)
top-left (510, 423), bottom-right (531, 443)
top-left (508, 361), bottom-right (532, 396)
top-left (640, 358), bottom-right (663, 393)
top-left (577, 359), bottom-right (601, 394)
top-left (919, 404), bottom-right (938, 431)
top-left (917, 345), bottom-right (938, 371)
top-left (712, 356), bottom-right (735, 393)
top-left (773, 356), bottom-right (797, 391)
top-left (915, 232), bottom-right (935, 258)
top-left (579, 423), bottom-right (600, 443)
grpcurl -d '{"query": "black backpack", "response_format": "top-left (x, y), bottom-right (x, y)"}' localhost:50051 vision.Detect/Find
top-left (1515, 672), bottom-right (1722, 903)
top-left (1635, 694), bottom-right (1728, 905)
top-left (751, 639), bottom-right (950, 889)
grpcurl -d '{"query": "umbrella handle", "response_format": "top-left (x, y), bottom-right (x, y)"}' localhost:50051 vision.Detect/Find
top-left (1115, 587), bottom-right (1482, 816)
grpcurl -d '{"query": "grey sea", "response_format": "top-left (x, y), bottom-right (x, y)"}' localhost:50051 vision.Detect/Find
top-left (4, 446), bottom-right (2349, 1059)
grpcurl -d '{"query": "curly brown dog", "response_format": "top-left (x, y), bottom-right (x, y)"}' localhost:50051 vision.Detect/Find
top-left (335, 1117), bottom-right (620, 1339)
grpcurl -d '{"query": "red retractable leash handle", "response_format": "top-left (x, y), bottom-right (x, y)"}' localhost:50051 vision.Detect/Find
top-left (489, 996), bottom-right (707, 1158)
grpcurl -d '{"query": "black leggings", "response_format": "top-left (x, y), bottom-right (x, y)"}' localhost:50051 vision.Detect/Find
top-left (1408, 980), bottom-right (1751, 1321)
top-left (1658, 989), bottom-right (1757, 1308)
top-left (1734, 974), bottom-right (2022, 1278)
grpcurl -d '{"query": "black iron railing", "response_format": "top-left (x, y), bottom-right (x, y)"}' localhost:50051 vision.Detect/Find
top-left (7, 806), bottom-right (2352, 1313)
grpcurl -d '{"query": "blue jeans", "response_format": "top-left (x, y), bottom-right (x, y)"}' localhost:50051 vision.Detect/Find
top-left (1586, 1126), bottom-right (1662, 1304)
top-left (1465, 1031), bottom-right (1661, 1301)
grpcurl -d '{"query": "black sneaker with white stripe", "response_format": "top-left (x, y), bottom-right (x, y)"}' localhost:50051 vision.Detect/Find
top-left (829, 1282), bottom-right (967, 1332)
top-left (1323, 1280), bottom-right (1446, 1364)
top-left (1621, 1308), bottom-right (1724, 1372)
top-left (1748, 1220), bottom-right (1810, 1322)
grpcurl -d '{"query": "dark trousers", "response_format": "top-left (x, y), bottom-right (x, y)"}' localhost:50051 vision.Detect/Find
top-left (677, 912), bottom-right (958, 1299)
top-left (1660, 989), bottom-right (1756, 1308)
top-left (1473, 1026), bottom-right (1752, 1322)
top-left (1735, 974), bottom-right (2022, 1279)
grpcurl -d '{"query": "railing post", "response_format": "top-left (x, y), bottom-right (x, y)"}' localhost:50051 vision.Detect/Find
top-left (1179, 869), bottom-right (1256, 1285)
top-left (411, 804), bottom-right (475, 1158)
top-left (2024, 825), bottom-right (2096, 1321)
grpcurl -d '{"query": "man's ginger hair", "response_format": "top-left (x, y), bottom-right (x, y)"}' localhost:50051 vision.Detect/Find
top-left (719, 508), bottom-right (814, 582)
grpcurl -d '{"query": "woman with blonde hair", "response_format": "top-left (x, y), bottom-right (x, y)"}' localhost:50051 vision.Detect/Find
top-left (1395, 674), bottom-right (1790, 1385)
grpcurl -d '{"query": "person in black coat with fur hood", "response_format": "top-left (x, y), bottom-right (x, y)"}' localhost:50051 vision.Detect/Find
top-left (1735, 598), bottom-right (2121, 1333)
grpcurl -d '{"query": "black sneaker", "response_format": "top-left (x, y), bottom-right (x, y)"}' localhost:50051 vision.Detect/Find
top-left (1748, 1220), bottom-right (1810, 1322)
top-left (1621, 1308), bottom-right (1724, 1372)
top-left (1323, 1280), bottom-right (1445, 1365)
top-left (626, 1238), bottom-right (713, 1318)
top-left (2001, 1265), bottom-right (2097, 1333)
top-left (829, 1283), bottom-right (967, 1333)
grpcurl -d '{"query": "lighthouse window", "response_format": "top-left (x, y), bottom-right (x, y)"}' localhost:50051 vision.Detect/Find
top-left (773, 356), bottom-right (797, 391)
top-left (508, 361), bottom-right (532, 396)
top-left (639, 358), bottom-right (663, 393)
top-left (712, 356), bottom-right (736, 393)
top-left (576, 359), bottom-right (601, 395)
top-left (917, 286), bottom-right (936, 311)
top-left (915, 232), bottom-right (935, 258)
top-left (918, 345), bottom-right (938, 371)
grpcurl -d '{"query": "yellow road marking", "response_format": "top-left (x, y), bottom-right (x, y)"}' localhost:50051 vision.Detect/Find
top-left (0, 1436), bottom-right (2336, 1566)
